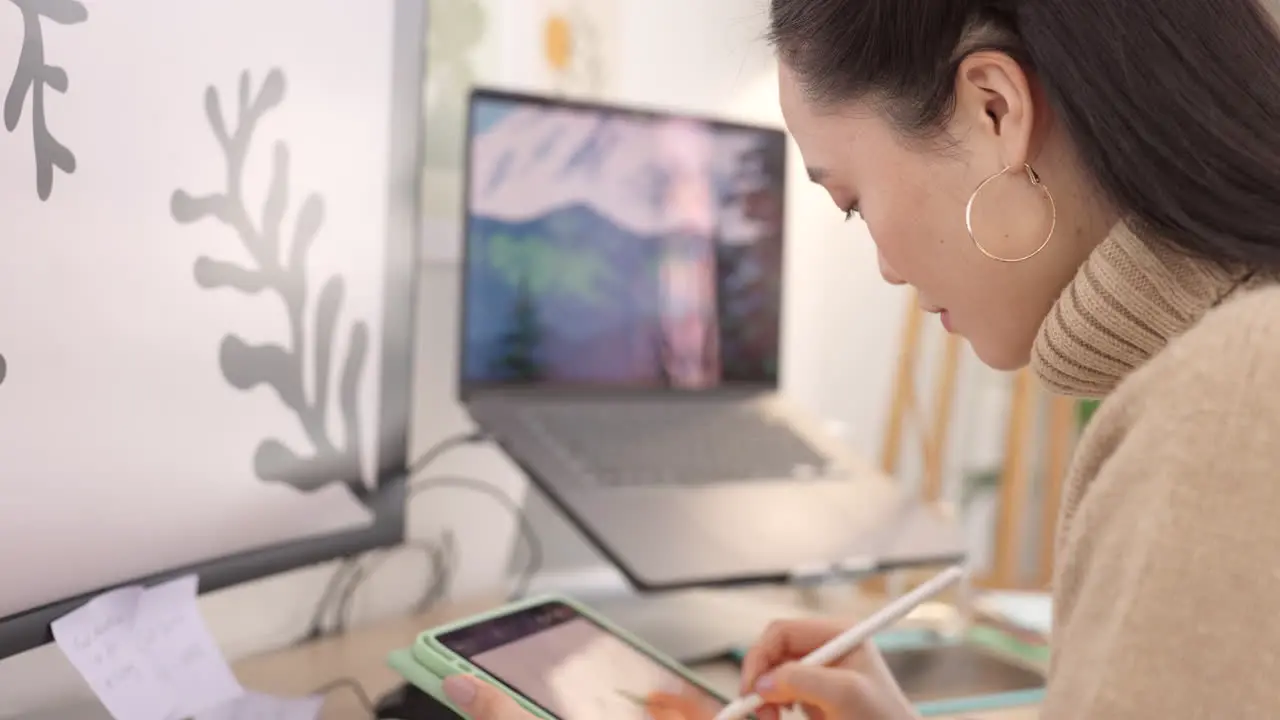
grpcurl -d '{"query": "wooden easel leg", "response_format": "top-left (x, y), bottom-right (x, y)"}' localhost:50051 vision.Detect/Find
top-left (881, 291), bottom-right (924, 477)
top-left (1036, 395), bottom-right (1075, 588)
top-left (867, 298), bottom-right (967, 598)
top-left (923, 333), bottom-right (962, 503)
top-left (986, 369), bottom-right (1036, 589)
top-left (864, 296), bottom-right (925, 597)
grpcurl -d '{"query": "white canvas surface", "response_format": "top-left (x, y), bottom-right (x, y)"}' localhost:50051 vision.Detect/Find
top-left (0, 0), bottom-right (397, 619)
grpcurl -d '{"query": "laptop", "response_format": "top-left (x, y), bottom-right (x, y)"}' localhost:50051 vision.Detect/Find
top-left (457, 88), bottom-right (965, 590)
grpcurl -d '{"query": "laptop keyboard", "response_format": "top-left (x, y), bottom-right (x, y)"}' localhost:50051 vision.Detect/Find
top-left (522, 402), bottom-right (831, 486)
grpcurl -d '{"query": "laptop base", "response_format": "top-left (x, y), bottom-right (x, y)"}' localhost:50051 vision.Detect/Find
top-left (469, 393), bottom-right (968, 592)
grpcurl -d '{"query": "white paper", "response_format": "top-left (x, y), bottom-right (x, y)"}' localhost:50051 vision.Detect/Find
top-left (51, 575), bottom-right (244, 720)
top-left (51, 586), bottom-right (170, 720)
top-left (193, 692), bottom-right (325, 720)
top-left (978, 591), bottom-right (1053, 636)
top-left (136, 575), bottom-right (244, 718)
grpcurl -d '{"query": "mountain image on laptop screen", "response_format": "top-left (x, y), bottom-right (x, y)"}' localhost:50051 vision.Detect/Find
top-left (462, 93), bottom-right (787, 391)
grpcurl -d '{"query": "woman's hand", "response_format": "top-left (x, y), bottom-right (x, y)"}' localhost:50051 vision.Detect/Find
top-left (739, 619), bottom-right (921, 720)
top-left (442, 675), bottom-right (532, 720)
top-left (440, 675), bottom-right (717, 720)
top-left (438, 615), bottom-right (923, 720)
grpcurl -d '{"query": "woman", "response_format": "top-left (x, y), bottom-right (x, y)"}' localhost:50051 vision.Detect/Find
top-left (442, 0), bottom-right (1280, 717)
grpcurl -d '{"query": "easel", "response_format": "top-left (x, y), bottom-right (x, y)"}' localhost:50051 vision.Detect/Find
top-left (872, 291), bottom-right (1078, 593)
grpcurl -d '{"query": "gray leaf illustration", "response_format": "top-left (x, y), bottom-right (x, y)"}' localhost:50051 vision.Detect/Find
top-left (254, 68), bottom-right (285, 115)
top-left (193, 257), bottom-right (266, 293)
top-left (170, 190), bottom-right (227, 224)
top-left (252, 439), bottom-right (329, 491)
top-left (288, 194), bottom-right (324, 270)
top-left (313, 276), bottom-right (344, 418)
top-left (261, 142), bottom-right (289, 259)
top-left (204, 86), bottom-right (227, 145)
top-left (254, 438), bottom-right (362, 496)
top-left (30, 0), bottom-right (85, 24)
top-left (219, 335), bottom-right (304, 409)
top-left (5, 0), bottom-right (88, 200)
top-left (340, 322), bottom-right (368, 454)
top-left (3, 72), bottom-right (26, 130)
top-left (42, 64), bottom-right (66, 92)
top-left (237, 71), bottom-right (250, 112)
top-left (173, 67), bottom-right (371, 508)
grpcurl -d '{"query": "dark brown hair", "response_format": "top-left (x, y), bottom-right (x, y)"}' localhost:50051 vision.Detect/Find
top-left (769, 0), bottom-right (1280, 269)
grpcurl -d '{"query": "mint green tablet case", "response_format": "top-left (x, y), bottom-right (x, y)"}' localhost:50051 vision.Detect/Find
top-left (388, 594), bottom-right (732, 720)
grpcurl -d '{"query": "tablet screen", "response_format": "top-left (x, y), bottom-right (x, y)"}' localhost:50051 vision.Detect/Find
top-left (438, 600), bottom-right (725, 719)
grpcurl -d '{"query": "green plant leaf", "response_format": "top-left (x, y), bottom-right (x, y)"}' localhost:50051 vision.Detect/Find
top-left (1077, 398), bottom-right (1101, 430)
top-left (961, 467), bottom-right (1002, 510)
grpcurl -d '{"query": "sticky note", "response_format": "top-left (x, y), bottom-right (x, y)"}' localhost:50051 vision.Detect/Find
top-left (51, 575), bottom-right (244, 720)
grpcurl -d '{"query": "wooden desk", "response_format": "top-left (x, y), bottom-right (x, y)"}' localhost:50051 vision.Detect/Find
top-left (232, 596), bottom-right (1039, 720)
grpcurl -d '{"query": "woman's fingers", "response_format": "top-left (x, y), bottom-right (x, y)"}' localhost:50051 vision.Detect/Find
top-left (442, 675), bottom-right (537, 720)
top-left (754, 705), bottom-right (782, 720)
top-left (739, 618), bottom-right (847, 692)
top-left (757, 663), bottom-right (870, 719)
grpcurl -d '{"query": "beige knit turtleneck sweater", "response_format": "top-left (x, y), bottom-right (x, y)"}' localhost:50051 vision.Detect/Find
top-left (1029, 222), bottom-right (1280, 720)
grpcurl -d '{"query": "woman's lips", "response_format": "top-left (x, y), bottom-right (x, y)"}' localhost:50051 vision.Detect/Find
top-left (922, 306), bottom-right (953, 333)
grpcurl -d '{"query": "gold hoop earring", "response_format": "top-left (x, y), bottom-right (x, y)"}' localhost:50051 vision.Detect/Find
top-left (964, 163), bottom-right (1057, 263)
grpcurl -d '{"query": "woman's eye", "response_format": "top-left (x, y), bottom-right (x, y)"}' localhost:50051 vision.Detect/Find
top-left (843, 207), bottom-right (860, 222)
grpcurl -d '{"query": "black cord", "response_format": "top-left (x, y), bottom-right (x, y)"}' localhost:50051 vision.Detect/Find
top-left (407, 474), bottom-right (543, 601)
top-left (407, 430), bottom-right (488, 477)
top-left (312, 677), bottom-right (376, 716)
top-left (332, 474), bottom-right (541, 631)
top-left (318, 430), bottom-right (542, 635)
top-left (297, 431), bottom-right (484, 639)
top-left (414, 530), bottom-right (456, 613)
top-left (335, 534), bottom-right (455, 633)
top-left (297, 559), bottom-right (363, 643)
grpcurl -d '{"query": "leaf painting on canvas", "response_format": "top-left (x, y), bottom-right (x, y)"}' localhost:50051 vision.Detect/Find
top-left (170, 69), bottom-right (374, 510)
top-left (4, 0), bottom-right (88, 200)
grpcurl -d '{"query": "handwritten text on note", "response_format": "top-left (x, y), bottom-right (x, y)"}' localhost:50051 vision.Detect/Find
top-left (52, 586), bottom-right (169, 720)
top-left (136, 575), bottom-right (244, 717)
top-left (51, 574), bottom-right (244, 720)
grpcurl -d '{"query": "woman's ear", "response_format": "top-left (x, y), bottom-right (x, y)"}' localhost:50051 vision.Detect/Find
top-left (953, 51), bottom-right (1037, 167)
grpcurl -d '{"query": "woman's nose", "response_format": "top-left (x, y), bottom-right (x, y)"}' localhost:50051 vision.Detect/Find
top-left (878, 251), bottom-right (907, 286)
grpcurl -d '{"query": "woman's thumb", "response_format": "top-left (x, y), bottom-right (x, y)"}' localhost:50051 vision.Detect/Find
top-left (758, 663), bottom-right (862, 711)
top-left (442, 674), bottom-right (526, 719)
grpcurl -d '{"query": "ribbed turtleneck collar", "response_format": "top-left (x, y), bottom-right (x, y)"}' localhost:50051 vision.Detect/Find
top-left (1030, 221), bottom-right (1256, 398)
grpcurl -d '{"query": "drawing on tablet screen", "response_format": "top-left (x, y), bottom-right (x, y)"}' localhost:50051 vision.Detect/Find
top-left (470, 617), bottom-right (721, 720)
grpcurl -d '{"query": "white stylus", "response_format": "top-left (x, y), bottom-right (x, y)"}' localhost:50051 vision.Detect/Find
top-left (712, 564), bottom-right (967, 720)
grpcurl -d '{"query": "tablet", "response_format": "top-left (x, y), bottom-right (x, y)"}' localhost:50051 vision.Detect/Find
top-left (398, 595), bottom-right (728, 720)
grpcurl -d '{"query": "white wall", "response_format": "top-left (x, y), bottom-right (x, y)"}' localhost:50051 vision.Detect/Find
top-left (0, 0), bottom-right (1013, 713)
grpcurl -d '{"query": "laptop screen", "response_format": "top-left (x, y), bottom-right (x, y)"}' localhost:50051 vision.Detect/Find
top-left (459, 89), bottom-right (788, 395)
